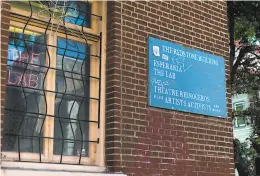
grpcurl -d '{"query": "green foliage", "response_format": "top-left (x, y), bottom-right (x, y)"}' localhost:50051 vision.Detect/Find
top-left (235, 17), bottom-right (256, 41)
top-left (233, 1), bottom-right (260, 22)
top-left (234, 139), bottom-right (252, 176)
top-left (232, 1), bottom-right (260, 42)
top-left (229, 1), bottom-right (260, 176)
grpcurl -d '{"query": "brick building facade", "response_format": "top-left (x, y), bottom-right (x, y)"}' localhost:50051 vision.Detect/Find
top-left (105, 1), bottom-right (233, 176)
top-left (1, 1), bottom-right (234, 176)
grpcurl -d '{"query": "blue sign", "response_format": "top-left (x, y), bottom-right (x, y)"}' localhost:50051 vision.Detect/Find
top-left (148, 37), bottom-right (227, 118)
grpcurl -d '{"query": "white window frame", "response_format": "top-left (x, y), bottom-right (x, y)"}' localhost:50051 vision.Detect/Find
top-left (233, 101), bottom-right (246, 128)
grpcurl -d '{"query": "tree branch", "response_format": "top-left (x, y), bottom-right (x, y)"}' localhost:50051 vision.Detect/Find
top-left (231, 46), bottom-right (254, 82)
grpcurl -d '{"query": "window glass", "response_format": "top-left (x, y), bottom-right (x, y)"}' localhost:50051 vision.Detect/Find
top-left (233, 102), bottom-right (248, 128)
top-left (53, 38), bottom-right (90, 157)
top-left (237, 117), bottom-right (246, 127)
top-left (4, 0), bottom-right (103, 165)
top-left (3, 27), bottom-right (46, 153)
top-left (10, 1), bottom-right (91, 28)
top-left (60, 1), bottom-right (91, 27)
top-left (235, 103), bottom-right (244, 112)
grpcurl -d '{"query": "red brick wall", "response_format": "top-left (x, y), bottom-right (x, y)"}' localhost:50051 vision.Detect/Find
top-left (105, 1), bottom-right (234, 176)
top-left (0, 1), bottom-right (11, 152)
top-left (0, 1), bottom-right (234, 175)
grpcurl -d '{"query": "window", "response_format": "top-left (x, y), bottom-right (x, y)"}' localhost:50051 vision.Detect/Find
top-left (233, 102), bottom-right (250, 128)
top-left (9, 1), bottom-right (91, 27)
top-left (2, 1), bottom-right (106, 166)
top-left (4, 28), bottom-right (46, 154)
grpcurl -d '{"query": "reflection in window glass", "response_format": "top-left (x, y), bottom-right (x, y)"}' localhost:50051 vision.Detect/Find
top-left (235, 103), bottom-right (244, 112)
top-left (233, 102), bottom-right (249, 128)
top-left (10, 1), bottom-right (91, 28)
top-left (3, 27), bottom-right (46, 153)
top-left (54, 38), bottom-right (90, 156)
top-left (62, 1), bottom-right (91, 28)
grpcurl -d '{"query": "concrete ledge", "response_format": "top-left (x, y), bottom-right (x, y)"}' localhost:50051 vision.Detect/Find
top-left (1, 161), bottom-right (126, 176)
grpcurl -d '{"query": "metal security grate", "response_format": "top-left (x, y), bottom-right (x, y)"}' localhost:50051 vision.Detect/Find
top-left (3, 0), bottom-right (102, 164)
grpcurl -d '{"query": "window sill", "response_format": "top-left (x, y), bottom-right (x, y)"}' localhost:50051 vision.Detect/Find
top-left (1, 161), bottom-right (126, 176)
top-left (234, 124), bottom-right (252, 128)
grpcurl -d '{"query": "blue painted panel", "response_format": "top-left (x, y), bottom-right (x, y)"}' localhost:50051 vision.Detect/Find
top-left (148, 37), bottom-right (227, 118)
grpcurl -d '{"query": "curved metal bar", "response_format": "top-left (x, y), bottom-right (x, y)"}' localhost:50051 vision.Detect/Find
top-left (16, 1), bottom-right (33, 160)
top-left (78, 46), bottom-right (87, 164)
top-left (4, 0), bottom-right (102, 164)
top-left (37, 0), bottom-right (52, 162)
top-left (6, 63), bottom-right (100, 81)
top-left (57, 2), bottom-right (69, 162)
top-left (78, 11), bottom-right (91, 164)
top-left (5, 108), bottom-right (98, 124)
top-left (9, 37), bottom-right (100, 58)
top-left (4, 133), bottom-right (99, 143)
top-left (6, 84), bottom-right (99, 100)
top-left (67, 44), bottom-right (79, 144)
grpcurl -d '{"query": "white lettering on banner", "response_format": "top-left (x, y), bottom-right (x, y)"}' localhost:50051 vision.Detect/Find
top-left (165, 71), bottom-right (175, 79)
top-left (153, 68), bottom-right (164, 76)
top-left (148, 37), bottom-right (226, 117)
top-left (162, 45), bottom-right (218, 66)
top-left (152, 85), bottom-right (221, 112)
top-left (162, 96), bottom-right (214, 112)
top-left (154, 60), bottom-right (183, 72)
top-left (154, 86), bottom-right (210, 102)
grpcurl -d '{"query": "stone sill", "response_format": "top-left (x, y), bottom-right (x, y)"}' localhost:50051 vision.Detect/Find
top-left (1, 161), bottom-right (126, 176)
